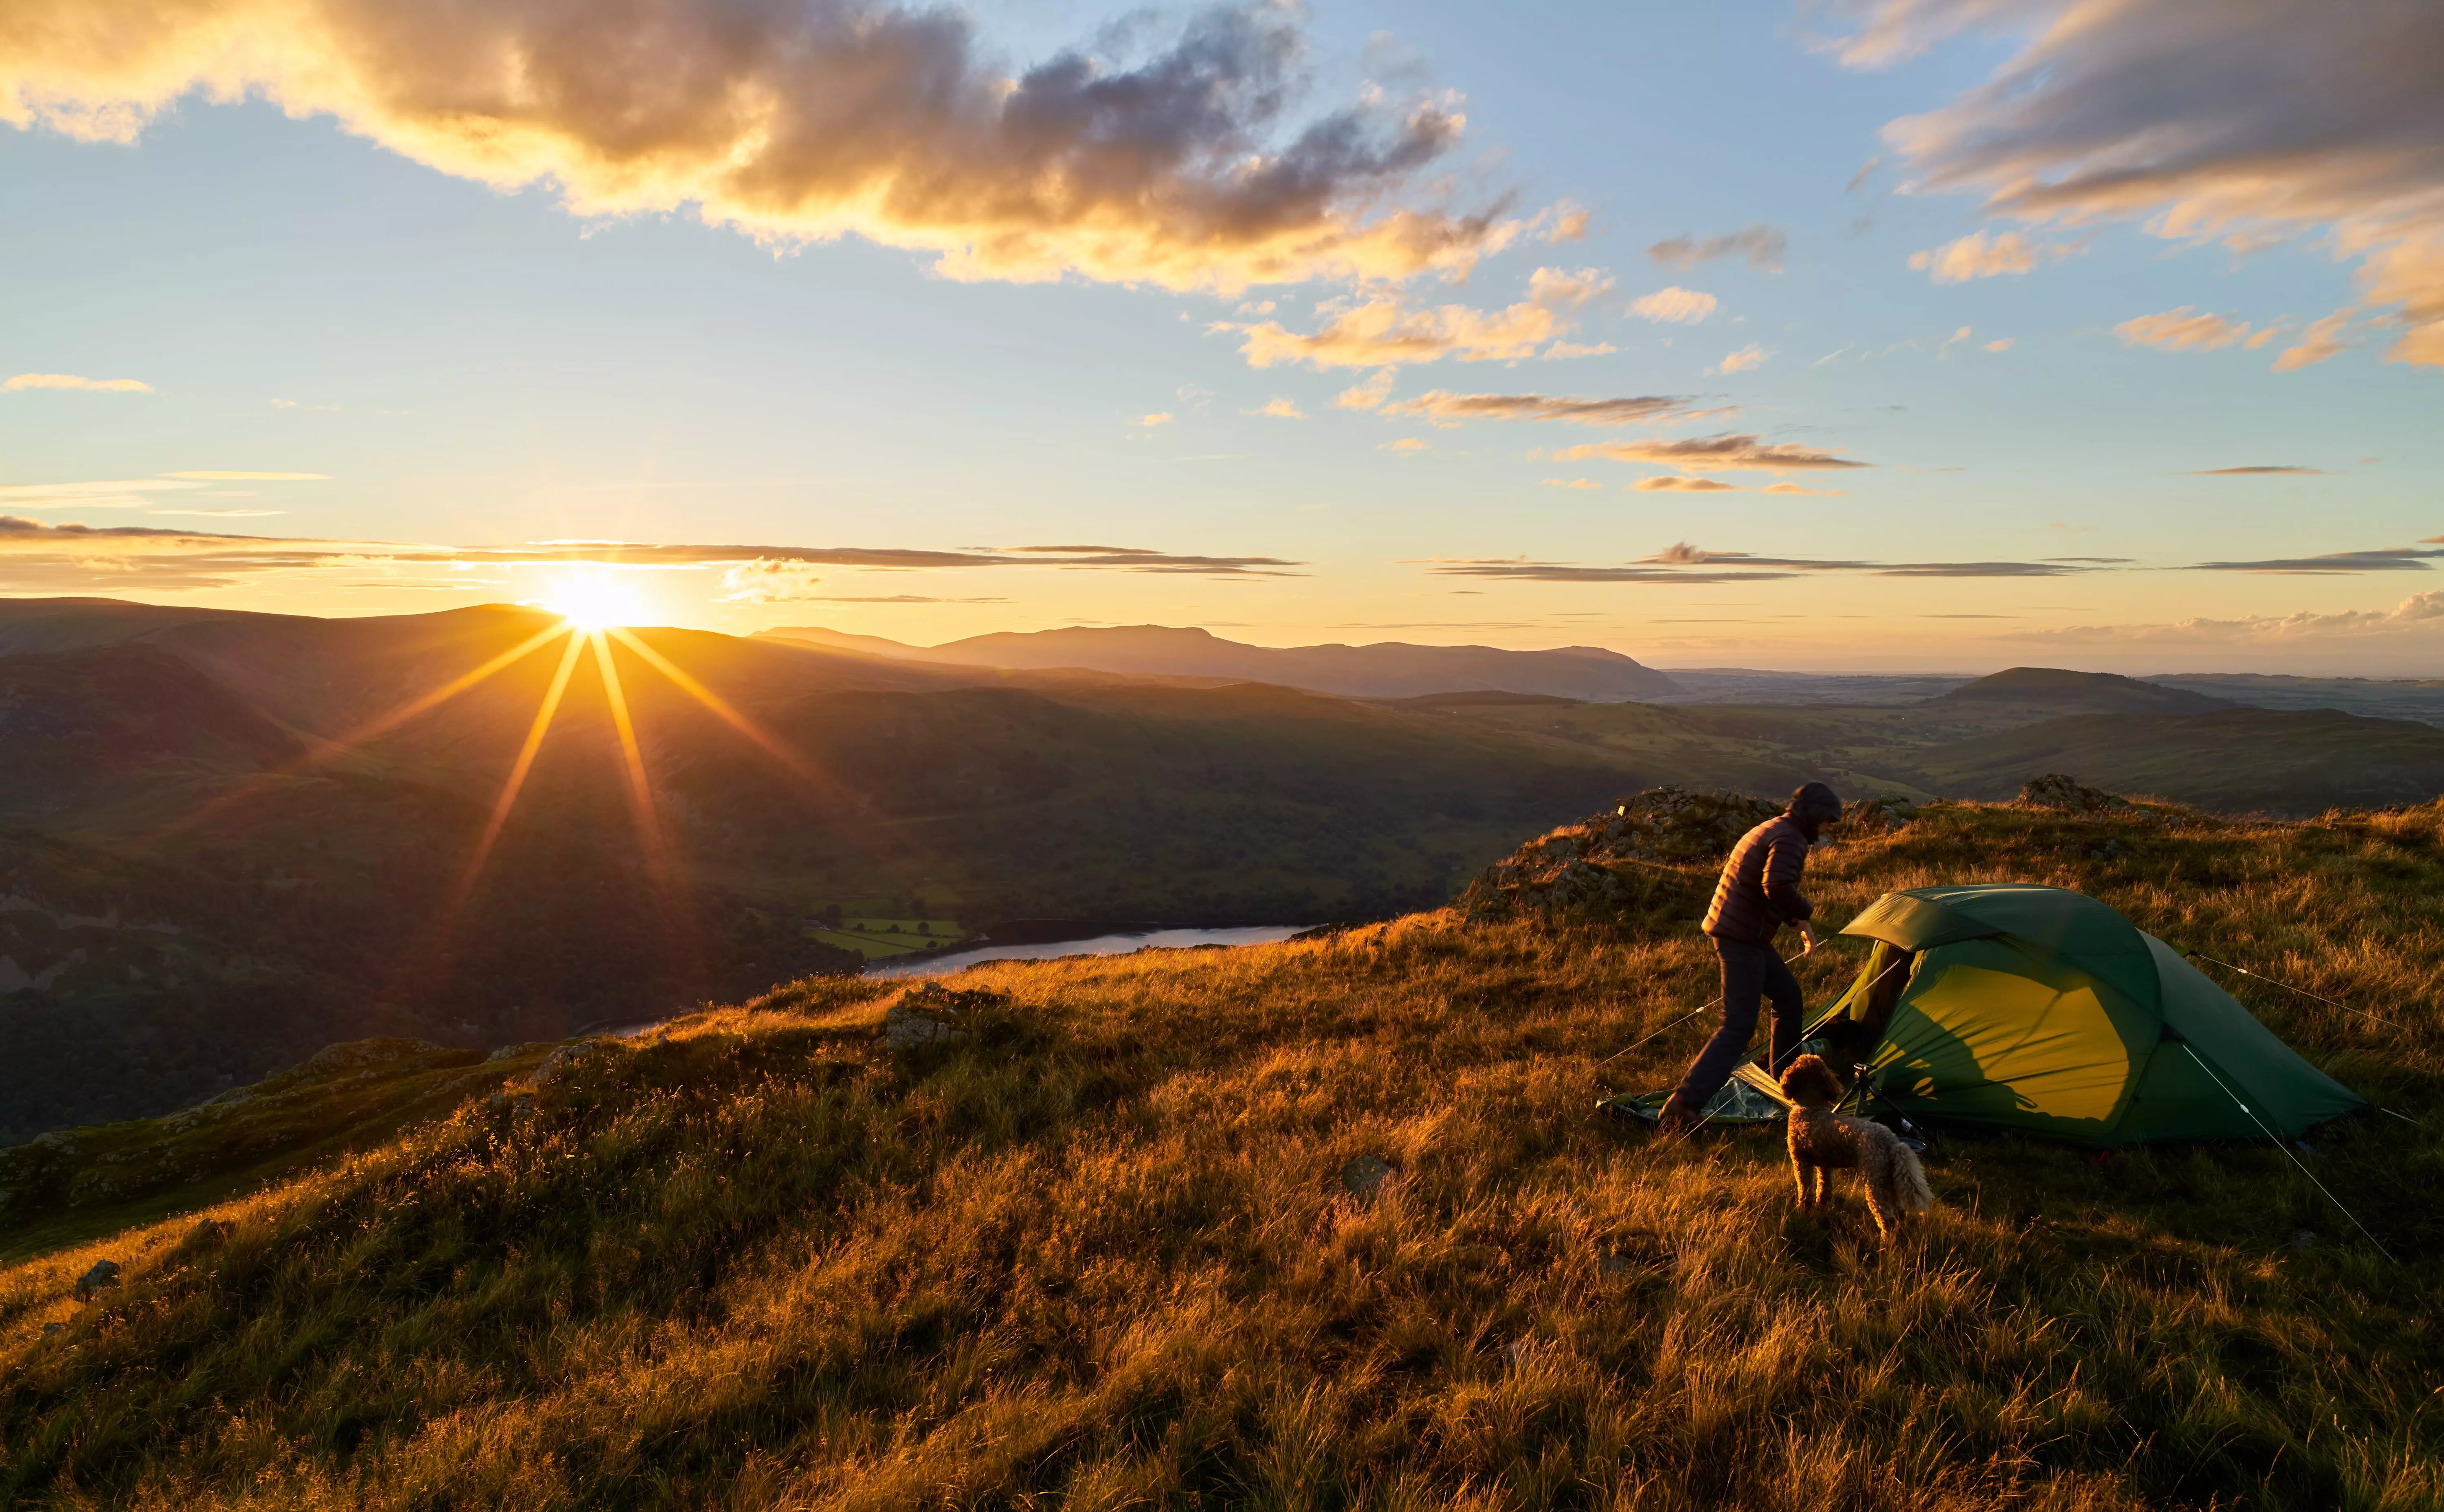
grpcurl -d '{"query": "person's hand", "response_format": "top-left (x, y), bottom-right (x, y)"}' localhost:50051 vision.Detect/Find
top-left (1799, 923), bottom-right (1821, 956)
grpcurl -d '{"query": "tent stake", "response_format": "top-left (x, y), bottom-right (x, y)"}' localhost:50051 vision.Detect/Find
top-left (2178, 1042), bottom-right (2397, 1265)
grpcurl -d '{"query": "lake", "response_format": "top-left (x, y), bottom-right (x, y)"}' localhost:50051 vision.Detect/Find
top-left (865, 925), bottom-right (1312, 979)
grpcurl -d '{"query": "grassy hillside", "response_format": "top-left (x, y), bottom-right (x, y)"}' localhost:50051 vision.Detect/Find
top-left (1917, 708), bottom-right (2444, 814)
top-left (4, 798), bottom-right (2438, 1509)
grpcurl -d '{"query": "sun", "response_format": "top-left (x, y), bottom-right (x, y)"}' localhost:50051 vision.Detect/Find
top-left (546, 574), bottom-right (646, 631)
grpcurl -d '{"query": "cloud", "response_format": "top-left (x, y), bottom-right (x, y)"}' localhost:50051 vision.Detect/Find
top-left (0, 2), bottom-right (1533, 295)
top-left (1715, 344), bottom-right (1769, 374)
top-left (0, 478), bottom-right (204, 509)
top-left (1225, 266), bottom-right (1609, 369)
top-left (1336, 368), bottom-right (1397, 410)
top-left (1634, 477), bottom-right (1737, 492)
top-left (1555, 433), bottom-right (1871, 472)
top-left (1835, 0), bottom-right (2444, 368)
top-left (1424, 558), bottom-right (1797, 585)
top-left (1541, 341), bottom-right (1617, 359)
top-left (2191, 465), bottom-right (2324, 476)
top-left (1760, 482), bottom-right (1847, 496)
top-left (1984, 337), bottom-right (2013, 352)
top-left (1378, 437), bottom-right (1428, 454)
top-left (1542, 478), bottom-right (1601, 490)
top-left (1546, 204), bottom-right (1593, 243)
top-left (2, 372), bottom-right (152, 393)
top-left (2114, 307), bottom-right (2259, 352)
top-left (0, 519), bottom-right (1311, 594)
top-left (1907, 231), bottom-right (2081, 283)
top-left (1630, 286), bottom-right (1717, 323)
top-left (2272, 311), bottom-right (2350, 371)
top-left (716, 561), bottom-right (824, 602)
top-left (1647, 224), bottom-right (1788, 273)
top-left (806, 595), bottom-right (1010, 604)
top-left (1135, 411), bottom-right (1176, 427)
top-left (1415, 541), bottom-right (2096, 584)
top-left (2008, 590), bottom-right (2444, 646)
top-left (1248, 397), bottom-right (1304, 419)
top-left (2188, 546), bottom-right (2444, 575)
top-left (161, 470), bottom-right (330, 481)
top-left (1381, 390), bottom-right (1702, 426)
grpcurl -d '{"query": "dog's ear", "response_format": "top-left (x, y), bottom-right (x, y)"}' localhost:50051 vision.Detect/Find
top-left (1778, 1053), bottom-right (1824, 1095)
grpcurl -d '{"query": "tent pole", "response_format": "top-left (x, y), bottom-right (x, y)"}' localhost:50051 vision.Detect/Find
top-left (2178, 1042), bottom-right (2397, 1264)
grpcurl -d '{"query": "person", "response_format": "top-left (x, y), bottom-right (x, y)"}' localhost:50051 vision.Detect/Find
top-left (1656, 781), bottom-right (1843, 1135)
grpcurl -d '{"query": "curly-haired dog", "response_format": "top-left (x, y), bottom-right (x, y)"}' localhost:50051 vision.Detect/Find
top-left (1779, 1054), bottom-right (1932, 1242)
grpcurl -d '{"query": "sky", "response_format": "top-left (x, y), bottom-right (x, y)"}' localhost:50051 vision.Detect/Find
top-left (2, 0), bottom-right (2439, 674)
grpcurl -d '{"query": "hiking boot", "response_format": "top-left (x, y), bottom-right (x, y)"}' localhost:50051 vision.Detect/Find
top-left (1654, 1092), bottom-right (1701, 1137)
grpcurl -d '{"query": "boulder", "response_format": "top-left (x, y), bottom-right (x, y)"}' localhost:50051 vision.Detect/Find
top-left (534, 1039), bottom-right (616, 1088)
top-left (880, 982), bottom-right (1007, 1049)
top-left (73, 1258), bottom-right (121, 1303)
top-left (2019, 773), bottom-right (2130, 812)
top-left (1340, 1155), bottom-right (1396, 1198)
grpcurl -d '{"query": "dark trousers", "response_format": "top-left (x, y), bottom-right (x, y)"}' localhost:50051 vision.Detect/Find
top-left (1675, 937), bottom-right (1805, 1107)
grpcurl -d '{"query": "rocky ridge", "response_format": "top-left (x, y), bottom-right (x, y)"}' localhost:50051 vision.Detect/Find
top-left (1457, 785), bottom-right (1917, 925)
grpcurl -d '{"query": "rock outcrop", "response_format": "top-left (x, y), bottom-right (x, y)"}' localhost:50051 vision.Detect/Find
top-left (1459, 785), bottom-right (1918, 926)
top-left (2018, 773), bottom-right (2130, 813)
top-left (881, 982), bottom-right (1008, 1049)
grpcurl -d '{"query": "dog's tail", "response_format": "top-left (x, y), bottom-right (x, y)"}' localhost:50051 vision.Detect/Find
top-left (1895, 1143), bottom-right (1934, 1213)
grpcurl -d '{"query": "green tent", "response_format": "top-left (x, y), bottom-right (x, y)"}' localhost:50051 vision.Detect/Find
top-left (1819, 883), bottom-right (2365, 1146)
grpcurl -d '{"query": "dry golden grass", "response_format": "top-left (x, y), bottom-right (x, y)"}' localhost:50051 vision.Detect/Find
top-left (2, 800), bottom-right (2440, 1509)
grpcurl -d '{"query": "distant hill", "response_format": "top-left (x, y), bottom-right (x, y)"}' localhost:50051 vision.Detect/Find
top-left (1929, 667), bottom-right (2230, 715)
top-left (759, 623), bottom-right (1680, 700)
top-left (1913, 706), bottom-right (2444, 814)
top-left (2147, 672), bottom-right (2444, 729)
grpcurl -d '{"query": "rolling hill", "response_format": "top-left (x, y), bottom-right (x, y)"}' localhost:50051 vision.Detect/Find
top-left (1929, 666), bottom-right (2231, 716)
top-left (2, 796), bottom-right (2435, 1508)
top-left (759, 622), bottom-right (1681, 699)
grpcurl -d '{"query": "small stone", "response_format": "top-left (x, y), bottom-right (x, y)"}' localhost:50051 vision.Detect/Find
top-left (1340, 1155), bottom-right (1396, 1198)
top-left (73, 1259), bottom-right (121, 1303)
top-left (1503, 1338), bottom-right (1533, 1370)
top-left (2290, 1229), bottom-right (2318, 1252)
top-left (1597, 1250), bottom-right (1636, 1277)
top-left (534, 1039), bottom-right (615, 1087)
top-left (41, 1322), bottom-right (63, 1339)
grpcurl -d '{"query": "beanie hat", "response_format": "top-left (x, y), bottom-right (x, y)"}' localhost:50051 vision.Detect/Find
top-left (1789, 781), bottom-right (1842, 822)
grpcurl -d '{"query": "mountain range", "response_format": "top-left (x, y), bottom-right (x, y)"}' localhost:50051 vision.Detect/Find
top-left (758, 623), bottom-right (1681, 700)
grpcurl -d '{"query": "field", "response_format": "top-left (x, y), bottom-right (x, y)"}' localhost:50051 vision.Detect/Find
top-left (3, 797), bottom-right (2438, 1509)
top-left (809, 919), bottom-right (972, 960)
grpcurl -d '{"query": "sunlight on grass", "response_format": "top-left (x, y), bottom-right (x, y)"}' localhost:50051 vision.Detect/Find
top-left (4, 800), bottom-right (2440, 1509)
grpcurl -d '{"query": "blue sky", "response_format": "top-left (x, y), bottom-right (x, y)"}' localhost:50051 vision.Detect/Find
top-left (2, 0), bottom-right (2437, 672)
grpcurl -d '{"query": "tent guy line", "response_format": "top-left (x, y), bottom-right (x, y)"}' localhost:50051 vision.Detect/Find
top-left (2176, 1042), bottom-right (2398, 1264)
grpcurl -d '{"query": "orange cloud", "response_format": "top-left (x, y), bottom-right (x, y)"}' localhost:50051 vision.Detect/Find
top-left (1907, 231), bottom-right (2081, 283)
top-left (1227, 266), bottom-right (1610, 370)
top-left (0, 0), bottom-right (1521, 294)
top-left (1557, 433), bottom-right (1871, 472)
top-left (3, 372), bottom-right (151, 393)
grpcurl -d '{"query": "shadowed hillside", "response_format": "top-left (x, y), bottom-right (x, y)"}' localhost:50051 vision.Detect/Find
top-left (2, 797), bottom-right (2437, 1509)
top-left (0, 600), bottom-right (1673, 1138)
top-left (1916, 707), bottom-right (2444, 814)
